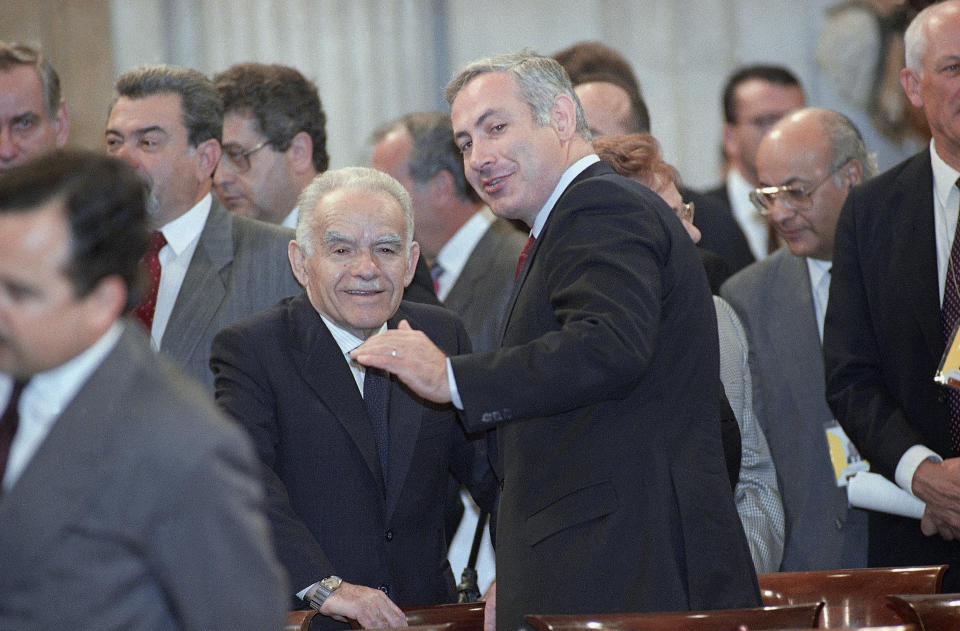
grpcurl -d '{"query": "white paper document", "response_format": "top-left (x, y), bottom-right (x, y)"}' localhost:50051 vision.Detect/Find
top-left (847, 471), bottom-right (925, 519)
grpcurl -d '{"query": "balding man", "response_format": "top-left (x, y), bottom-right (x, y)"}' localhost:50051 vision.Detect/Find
top-left (722, 107), bottom-right (876, 571)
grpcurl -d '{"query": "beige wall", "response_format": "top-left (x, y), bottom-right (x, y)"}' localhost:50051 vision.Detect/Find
top-left (3, 1), bottom-right (115, 152)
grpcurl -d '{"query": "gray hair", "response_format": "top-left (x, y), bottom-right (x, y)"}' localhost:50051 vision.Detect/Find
top-left (816, 108), bottom-right (878, 180)
top-left (0, 41), bottom-right (61, 120)
top-left (296, 166), bottom-right (414, 256)
top-left (113, 65), bottom-right (222, 146)
top-left (904, 1), bottom-right (960, 74)
top-left (445, 51), bottom-right (591, 139)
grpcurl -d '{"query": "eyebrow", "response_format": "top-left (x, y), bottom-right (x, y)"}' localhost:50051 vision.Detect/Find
top-left (105, 125), bottom-right (167, 138)
top-left (454, 108), bottom-right (499, 143)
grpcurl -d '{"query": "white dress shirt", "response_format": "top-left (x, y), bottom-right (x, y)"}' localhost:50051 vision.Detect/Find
top-left (806, 257), bottom-right (832, 343)
top-left (433, 207), bottom-right (495, 301)
top-left (1, 321), bottom-right (124, 491)
top-left (282, 205), bottom-right (299, 229)
top-left (151, 193), bottom-right (212, 348)
top-left (727, 168), bottom-right (770, 260)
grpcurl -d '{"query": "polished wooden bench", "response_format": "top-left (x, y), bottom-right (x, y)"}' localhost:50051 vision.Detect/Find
top-left (401, 602), bottom-right (485, 631)
top-left (523, 602), bottom-right (823, 631)
top-left (887, 593), bottom-right (960, 631)
top-left (286, 609), bottom-right (317, 631)
top-left (758, 565), bottom-right (947, 627)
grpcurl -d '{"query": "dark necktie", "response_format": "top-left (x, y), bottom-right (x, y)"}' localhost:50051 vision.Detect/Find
top-left (430, 261), bottom-right (444, 295)
top-left (0, 380), bottom-right (28, 480)
top-left (363, 368), bottom-right (390, 484)
top-left (940, 178), bottom-right (960, 452)
top-left (515, 235), bottom-right (535, 280)
top-left (132, 230), bottom-right (167, 331)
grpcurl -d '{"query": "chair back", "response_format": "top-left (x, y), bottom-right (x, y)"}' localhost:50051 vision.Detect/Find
top-left (758, 565), bottom-right (947, 628)
top-left (887, 593), bottom-right (960, 631)
top-left (523, 602), bottom-right (823, 631)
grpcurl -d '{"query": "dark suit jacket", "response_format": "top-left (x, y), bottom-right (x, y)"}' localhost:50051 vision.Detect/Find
top-left (451, 162), bottom-right (760, 630)
top-left (159, 198), bottom-right (301, 392)
top-left (824, 148), bottom-right (960, 589)
top-left (443, 217), bottom-right (527, 352)
top-left (0, 324), bottom-right (287, 630)
top-left (210, 294), bottom-right (498, 625)
top-left (689, 185), bottom-right (755, 273)
top-left (722, 249), bottom-right (868, 571)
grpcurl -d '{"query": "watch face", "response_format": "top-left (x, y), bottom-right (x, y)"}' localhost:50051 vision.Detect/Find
top-left (320, 576), bottom-right (341, 591)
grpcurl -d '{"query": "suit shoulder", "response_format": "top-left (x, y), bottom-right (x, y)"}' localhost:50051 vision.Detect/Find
top-left (721, 251), bottom-right (789, 304)
top-left (397, 301), bottom-right (467, 350)
top-left (856, 150), bottom-right (929, 199)
top-left (231, 214), bottom-right (295, 248)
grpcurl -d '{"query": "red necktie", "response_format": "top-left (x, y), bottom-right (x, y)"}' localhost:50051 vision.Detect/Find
top-left (0, 380), bottom-right (28, 479)
top-left (941, 179), bottom-right (960, 452)
top-left (515, 235), bottom-right (535, 280)
top-left (132, 230), bottom-right (167, 331)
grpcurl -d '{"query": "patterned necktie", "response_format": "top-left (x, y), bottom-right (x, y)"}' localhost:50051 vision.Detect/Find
top-left (0, 380), bottom-right (28, 481)
top-left (940, 178), bottom-right (960, 452)
top-left (515, 235), bottom-right (535, 280)
top-left (132, 230), bottom-right (167, 331)
top-left (363, 368), bottom-right (390, 485)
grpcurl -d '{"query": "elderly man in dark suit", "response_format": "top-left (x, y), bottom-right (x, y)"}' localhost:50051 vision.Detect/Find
top-left (722, 107), bottom-right (875, 571)
top-left (825, 0), bottom-right (960, 591)
top-left (105, 64), bottom-right (300, 392)
top-left (211, 166), bottom-right (498, 629)
top-left (353, 51), bottom-right (760, 631)
top-left (0, 151), bottom-right (287, 630)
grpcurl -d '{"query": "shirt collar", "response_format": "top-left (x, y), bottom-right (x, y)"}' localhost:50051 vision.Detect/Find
top-left (319, 313), bottom-right (389, 359)
top-left (1, 321), bottom-right (125, 421)
top-left (158, 193), bottom-right (212, 256)
top-left (806, 256), bottom-right (832, 286)
top-left (436, 207), bottom-right (495, 275)
top-left (529, 154), bottom-right (600, 238)
top-left (931, 138), bottom-right (960, 211)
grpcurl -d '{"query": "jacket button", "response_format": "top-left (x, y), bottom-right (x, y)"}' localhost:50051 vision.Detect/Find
top-left (385, 528), bottom-right (393, 541)
top-left (939, 391), bottom-right (947, 403)
top-left (379, 584), bottom-right (389, 594)
top-left (834, 518), bottom-right (843, 530)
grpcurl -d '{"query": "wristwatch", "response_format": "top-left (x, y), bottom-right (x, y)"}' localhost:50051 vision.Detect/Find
top-left (307, 575), bottom-right (342, 612)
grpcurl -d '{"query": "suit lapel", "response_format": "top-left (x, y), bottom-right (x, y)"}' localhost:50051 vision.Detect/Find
top-left (288, 294), bottom-right (386, 494)
top-left (769, 252), bottom-right (828, 418)
top-left (161, 199), bottom-right (232, 358)
top-left (894, 152), bottom-right (943, 366)
top-left (383, 307), bottom-right (423, 519)
top-left (499, 162), bottom-right (610, 344)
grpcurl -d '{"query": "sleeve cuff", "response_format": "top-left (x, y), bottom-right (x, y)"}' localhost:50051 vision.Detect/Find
top-left (447, 358), bottom-right (463, 410)
top-left (895, 444), bottom-right (943, 495)
top-left (297, 581), bottom-right (319, 601)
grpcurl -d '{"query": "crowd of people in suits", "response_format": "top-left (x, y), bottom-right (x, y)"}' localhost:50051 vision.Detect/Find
top-left (2, 1), bottom-right (960, 629)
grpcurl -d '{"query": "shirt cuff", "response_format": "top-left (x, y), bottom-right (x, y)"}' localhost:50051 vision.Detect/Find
top-left (447, 358), bottom-right (463, 410)
top-left (297, 582), bottom-right (318, 601)
top-left (895, 444), bottom-right (943, 495)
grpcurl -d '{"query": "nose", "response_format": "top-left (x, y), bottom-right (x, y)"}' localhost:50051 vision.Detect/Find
top-left (350, 249), bottom-right (380, 279)
top-left (0, 127), bottom-right (19, 163)
top-left (466, 138), bottom-right (494, 173)
top-left (110, 143), bottom-right (140, 170)
top-left (767, 196), bottom-right (797, 224)
top-left (213, 160), bottom-right (234, 186)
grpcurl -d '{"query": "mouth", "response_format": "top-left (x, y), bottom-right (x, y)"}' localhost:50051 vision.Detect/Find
top-left (481, 173), bottom-right (511, 195)
top-left (344, 288), bottom-right (383, 297)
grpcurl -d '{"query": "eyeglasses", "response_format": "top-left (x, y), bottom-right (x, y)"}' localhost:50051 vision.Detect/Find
top-left (220, 139), bottom-right (271, 173)
top-left (676, 200), bottom-right (695, 224)
top-left (749, 164), bottom-right (844, 216)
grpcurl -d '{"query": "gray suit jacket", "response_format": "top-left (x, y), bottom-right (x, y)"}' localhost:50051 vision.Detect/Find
top-left (443, 217), bottom-right (527, 352)
top-left (714, 296), bottom-right (785, 573)
top-left (721, 248), bottom-right (868, 571)
top-left (0, 323), bottom-right (287, 630)
top-left (160, 198), bottom-right (301, 392)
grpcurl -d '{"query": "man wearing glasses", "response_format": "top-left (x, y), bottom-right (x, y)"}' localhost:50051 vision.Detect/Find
top-left (722, 107), bottom-right (875, 572)
top-left (105, 64), bottom-right (300, 392)
top-left (214, 63), bottom-right (328, 229)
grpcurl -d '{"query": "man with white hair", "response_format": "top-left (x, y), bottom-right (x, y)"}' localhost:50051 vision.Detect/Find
top-left (825, 0), bottom-right (960, 591)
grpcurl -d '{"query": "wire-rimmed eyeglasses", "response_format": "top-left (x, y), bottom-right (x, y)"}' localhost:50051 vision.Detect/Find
top-left (220, 139), bottom-right (271, 173)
